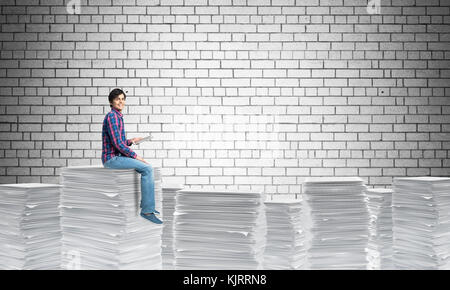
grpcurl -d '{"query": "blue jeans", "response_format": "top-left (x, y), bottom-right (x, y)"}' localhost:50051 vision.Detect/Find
top-left (103, 156), bottom-right (156, 214)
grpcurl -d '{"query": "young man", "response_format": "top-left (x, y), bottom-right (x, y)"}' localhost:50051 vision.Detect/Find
top-left (101, 88), bottom-right (162, 224)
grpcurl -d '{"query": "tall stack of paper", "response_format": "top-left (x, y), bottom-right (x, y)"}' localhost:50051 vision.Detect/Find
top-left (0, 183), bottom-right (61, 270)
top-left (161, 184), bottom-right (184, 270)
top-left (303, 177), bottom-right (369, 269)
top-left (393, 177), bottom-right (450, 270)
top-left (60, 166), bottom-right (163, 270)
top-left (365, 188), bottom-right (394, 270)
top-left (173, 188), bottom-right (267, 269)
top-left (263, 194), bottom-right (306, 269)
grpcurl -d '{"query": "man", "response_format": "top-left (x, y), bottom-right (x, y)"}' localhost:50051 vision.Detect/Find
top-left (101, 88), bottom-right (162, 224)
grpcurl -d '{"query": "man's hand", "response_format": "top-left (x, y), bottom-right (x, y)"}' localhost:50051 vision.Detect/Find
top-left (130, 137), bottom-right (143, 145)
top-left (136, 155), bottom-right (148, 164)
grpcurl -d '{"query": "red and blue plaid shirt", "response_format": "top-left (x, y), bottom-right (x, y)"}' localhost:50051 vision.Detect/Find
top-left (102, 107), bottom-right (137, 164)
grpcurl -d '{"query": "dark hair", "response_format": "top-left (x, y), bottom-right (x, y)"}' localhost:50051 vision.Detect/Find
top-left (108, 88), bottom-right (126, 107)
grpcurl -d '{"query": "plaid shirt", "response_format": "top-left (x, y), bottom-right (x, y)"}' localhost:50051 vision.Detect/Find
top-left (102, 107), bottom-right (137, 164)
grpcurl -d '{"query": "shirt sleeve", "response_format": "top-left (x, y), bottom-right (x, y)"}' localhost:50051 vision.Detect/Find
top-left (127, 139), bottom-right (133, 146)
top-left (106, 113), bottom-right (137, 159)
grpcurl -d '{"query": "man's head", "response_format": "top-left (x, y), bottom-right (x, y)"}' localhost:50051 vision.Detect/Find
top-left (108, 88), bottom-right (126, 111)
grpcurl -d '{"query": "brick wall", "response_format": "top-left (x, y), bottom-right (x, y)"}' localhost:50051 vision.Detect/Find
top-left (1, 0), bottom-right (449, 192)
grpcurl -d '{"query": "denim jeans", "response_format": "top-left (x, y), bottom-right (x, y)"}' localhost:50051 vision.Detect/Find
top-left (103, 156), bottom-right (156, 214)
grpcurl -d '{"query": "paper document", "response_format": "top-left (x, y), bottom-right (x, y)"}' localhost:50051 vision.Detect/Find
top-left (173, 188), bottom-right (267, 270)
top-left (60, 166), bottom-right (163, 270)
top-left (135, 135), bottom-right (153, 145)
top-left (303, 177), bottom-right (369, 270)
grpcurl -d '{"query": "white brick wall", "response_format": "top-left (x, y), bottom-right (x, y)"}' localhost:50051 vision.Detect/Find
top-left (0, 0), bottom-right (449, 191)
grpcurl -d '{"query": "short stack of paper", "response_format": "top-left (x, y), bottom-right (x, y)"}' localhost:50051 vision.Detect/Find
top-left (263, 194), bottom-right (306, 270)
top-left (393, 177), bottom-right (450, 270)
top-left (161, 184), bottom-right (184, 270)
top-left (303, 177), bottom-right (369, 269)
top-left (0, 183), bottom-right (61, 270)
top-left (173, 188), bottom-right (267, 269)
top-left (365, 188), bottom-right (394, 270)
top-left (60, 166), bottom-right (163, 270)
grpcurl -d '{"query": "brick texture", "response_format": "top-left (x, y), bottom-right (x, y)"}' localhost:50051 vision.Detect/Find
top-left (0, 0), bottom-right (450, 192)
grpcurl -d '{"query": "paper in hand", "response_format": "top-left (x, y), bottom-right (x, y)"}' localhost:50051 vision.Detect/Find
top-left (135, 135), bottom-right (153, 145)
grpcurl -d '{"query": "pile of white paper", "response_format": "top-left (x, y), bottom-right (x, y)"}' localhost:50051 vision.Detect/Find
top-left (303, 177), bottom-right (369, 269)
top-left (60, 166), bottom-right (163, 270)
top-left (0, 183), bottom-right (61, 270)
top-left (263, 194), bottom-right (306, 269)
top-left (161, 184), bottom-right (184, 270)
top-left (173, 188), bottom-right (267, 269)
top-left (393, 177), bottom-right (450, 270)
top-left (365, 188), bottom-right (394, 270)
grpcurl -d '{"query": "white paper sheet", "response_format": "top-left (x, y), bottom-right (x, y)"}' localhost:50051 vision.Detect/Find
top-left (60, 166), bottom-right (163, 270)
top-left (173, 188), bottom-right (266, 270)
top-left (161, 184), bottom-right (184, 270)
top-left (393, 177), bottom-right (450, 270)
top-left (0, 183), bottom-right (61, 270)
top-left (263, 194), bottom-right (306, 269)
top-left (303, 177), bottom-right (369, 269)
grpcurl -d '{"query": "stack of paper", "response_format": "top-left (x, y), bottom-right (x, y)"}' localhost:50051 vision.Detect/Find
top-left (393, 177), bottom-right (450, 270)
top-left (161, 184), bottom-right (184, 270)
top-left (0, 183), bottom-right (61, 270)
top-left (303, 177), bottom-right (369, 269)
top-left (263, 194), bottom-right (306, 269)
top-left (60, 166), bottom-right (163, 270)
top-left (173, 188), bottom-right (267, 269)
top-left (365, 188), bottom-right (394, 270)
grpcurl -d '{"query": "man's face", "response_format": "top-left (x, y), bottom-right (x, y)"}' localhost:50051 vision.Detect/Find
top-left (111, 94), bottom-right (125, 111)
